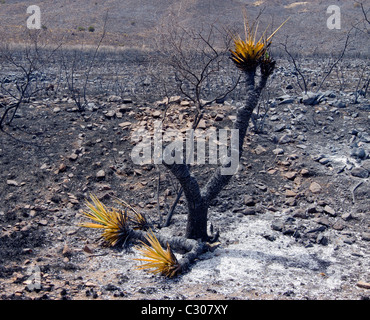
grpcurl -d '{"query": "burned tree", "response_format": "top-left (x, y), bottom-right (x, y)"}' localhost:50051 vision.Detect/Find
top-left (81, 14), bottom-right (289, 276)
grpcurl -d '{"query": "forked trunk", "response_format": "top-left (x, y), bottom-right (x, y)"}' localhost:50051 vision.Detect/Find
top-left (165, 68), bottom-right (271, 241)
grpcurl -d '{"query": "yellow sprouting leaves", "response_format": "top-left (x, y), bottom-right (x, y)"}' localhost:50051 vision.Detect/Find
top-left (230, 13), bottom-right (290, 71)
top-left (80, 194), bottom-right (180, 277)
top-left (80, 194), bottom-right (149, 247)
top-left (134, 230), bottom-right (180, 278)
top-left (79, 194), bottom-right (130, 247)
top-left (114, 198), bottom-right (149, 231)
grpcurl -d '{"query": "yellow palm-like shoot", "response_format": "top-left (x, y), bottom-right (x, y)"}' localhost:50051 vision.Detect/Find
top-left (135, 230), bottom-right (180, 278)
top-left (80, 194), bottom-right (129, 247)
top-left (114, 197), bottom-right (149, 231)
top-left (230, 14), bottom-right (289, 71)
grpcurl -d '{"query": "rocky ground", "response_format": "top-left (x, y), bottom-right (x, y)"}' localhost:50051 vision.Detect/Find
top-left (0, 55), bottom-right (369, 300)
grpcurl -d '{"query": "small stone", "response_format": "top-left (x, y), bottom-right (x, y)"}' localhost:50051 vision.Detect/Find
top-left (244, 195), bottom-right (256, 206)
top-left (53, 107), bottom-right (61, 113)
top-left (107, 95), bottom-right (121, 102)
top-left (255, 145), bottom-right (267, 155)
top-left (274, 124), bottom-right (286, 132)
top-left (85, 281), bottom-right (97, 287)
top-left (285, 190), bottom-right (297, 197)
top-left (39, 219), bottom-right (48, 226)
top-left (324, 205), bottom-right (336, 217)
top-left (169, 95), bottom-right (181, 103)
top-left (119, 121), bottom-right (132, 128)
top-left (255, 183), bottom-right (267, 192)
top-left (272, 148), bottom-right (284, 155)
top-left (105, 110), bottom-right (116, 118)
top-left (341, 212), bottom-right (353, 221)
top-left (293, 209), bottom-right (307, 219)
top-left (361, 232), bottom-right (370, 241)
top-left (271, 221), bottom-right (284, 232)
top-left (69, 153), bottom-right (78, 161)
top-left (152, 110), bottom-right (162, 118)
top-left (351, 167), bottom-right (369, 179)
top-left (351, 148), bottom-right (366, 160)
top-left (6, 180), bottom-right (19, 186)
top-left (96, 170), bottom-right (106, 179)
top-left (278, 134), bottom-right (292, 144)
top-left (356, 281), bottom-right (370, 289)
top-left (317, 234), bottom-right (329, 246)
top-left (332, 220), bottom-right (345, 231)
top-left (122, 97), bottom-right (133, 104)
top-left (197, 119), bottom-right (207, 129)
top-left (242, 208), bottom-right (256, 216)
top-left (284, 171), bottom-right (297, 180)
top-left (214, 114), bottom-right (224, 121)
top-left (315, 217), bottom-right (331, 227)
top-left (62, 244), bottom-right (72, 257)
top-left (59, 163), bottom-right (67, 172)
top-left (309, 182), bottom-right (322, 193)
top-left (300, 169), bottom-right (310, 176)
top-left (285, 197), bottom-right (297, 206)
top-left (104, 283), bottom-right (120, 292)
top-left (83, 245), bottom-right (94, 254)
top-left (319, 158), bottom-right (331, 165)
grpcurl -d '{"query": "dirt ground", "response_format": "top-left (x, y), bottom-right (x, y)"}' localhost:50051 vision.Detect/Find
top-left (0, 51), bottom-right (369, 300)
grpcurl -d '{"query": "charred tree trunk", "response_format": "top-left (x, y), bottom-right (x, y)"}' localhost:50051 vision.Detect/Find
top-left (165, 64), bottom-right (273, 241)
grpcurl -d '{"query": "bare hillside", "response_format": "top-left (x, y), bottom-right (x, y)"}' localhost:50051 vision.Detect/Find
top-left (0, 0), bottom-right (368, 55)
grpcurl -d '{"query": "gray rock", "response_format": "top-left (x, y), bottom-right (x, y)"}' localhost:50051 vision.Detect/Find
top-left (319, 158), bottom-right (331, 165)
top-left (359, 104), bottom-right (370, 111)
top-left (359, 132), bottom-right (370, 143)
top-left (317, 234), bottom-right (329, 246)
top-left (324, 205), bottom-right (336, 217)
top-left (361, 232), bottom-right (370, 241)
top-left (279, 98), bottom-right (296, 105)
top-left (107, 95), bottom-right (121, 102)
top-left (6, 180), bottom-right (19, 187)
top-left (271, 221), bottom-right (284, 232)
top-left (278, 134), bottom-right (292, 144)
top-left (242, 208), bottom-right (256, 216)
top-left (332, 220), bottom-right (345, 230)
top-left (351, 167), bottom-right (369, 178)
top-left (361, 159), bottom-right (370, 172)
top-left (274, 124), bottom-right (286, 132)
top-left (244, 195), bottom-right (256, 206)
top-left (332, 100), bottom-right (346, 108)
top-left (96, 170), bottom-right (106, 179)
top-left (341, 212), bottom-right (353, 221)
top-left (301, 92), bottom-right (322, 105)
top-left (323, 90), bottom-right (336, 99)
top-left (351, 148), bottom-right (366, 159)
top-left (315, 217), bottom-right (331, 227)
top-left (272, 148), bottom-right (284, 155)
